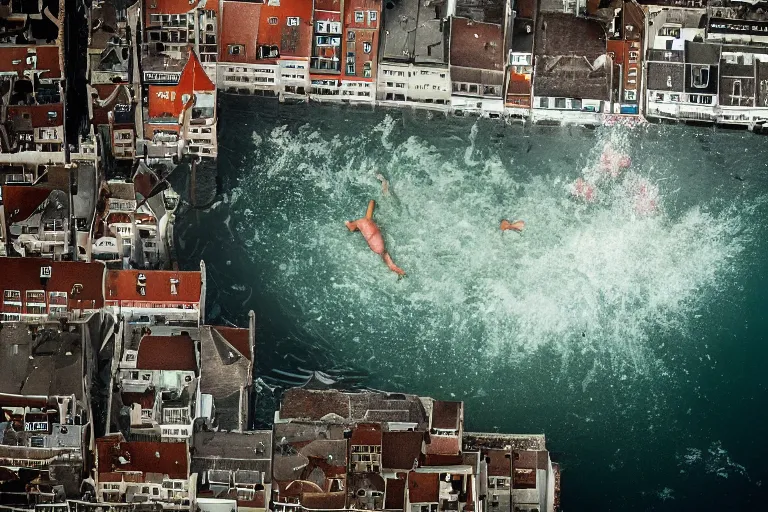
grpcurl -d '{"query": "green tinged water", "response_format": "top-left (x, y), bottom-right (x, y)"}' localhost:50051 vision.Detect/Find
top-left (176, 95), bottom-right (768, 510)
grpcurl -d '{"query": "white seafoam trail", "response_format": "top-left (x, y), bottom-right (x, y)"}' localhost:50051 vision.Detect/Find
top-left (234, 116), bottom-right (754, 379)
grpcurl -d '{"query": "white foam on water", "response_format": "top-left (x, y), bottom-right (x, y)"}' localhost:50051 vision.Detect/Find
top-left (239, 118), bottom-right (755, 377)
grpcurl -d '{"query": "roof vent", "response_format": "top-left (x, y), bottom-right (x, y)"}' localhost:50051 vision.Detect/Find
top-left (170, 278), bottom-right (179, 295)
top-left (137, 273), bottom-right (147, 296)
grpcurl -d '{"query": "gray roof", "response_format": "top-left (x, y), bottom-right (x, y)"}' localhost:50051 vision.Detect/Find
top-left (720, 62), bottom-right (754, 77)
top-left (0, 324), bottom-right (84, 399)
top-left (192, 430), bottom-right (272, 481)
top-left (685, 41), bottom-right (721, 65)
top-left (199, 326), bottom-right (251, 431)
top-left (533, 56), bottom-right (610, 100)
top-left (535, 13), bottom-right (607, 60)
top-left (455, 0), bottom-right (504, 24)
top-left (647, 49), bottom-right (684, 63)
top-left (511, 18), bottom-right (534, 54)
top-left (380, 0), bottom-right (449, 64)
top-left (73, 160), bottom-right (97, 225)
top-left (646, 62), bottom-right (685, 92)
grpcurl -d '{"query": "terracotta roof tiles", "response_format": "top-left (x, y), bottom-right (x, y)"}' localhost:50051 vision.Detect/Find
top-left (408, 472), bottom-right (439, 504)
top-left (105, 269), bottom-right (202, 304)
top-left (136, 334), bottom-right (197, 372)
top-left (350, 423), bottom-right (382, 446)
top-left (0, 258), bottom-right (105, 311)
top-left (385, 477), bottom-right (405, 509)
top-left (280, 389), bottom-right (350, 421)
top-left (96, 436), bottom-right (189, 480)
top-left (212, 326), bottom-right (252, 360)
top-left (381, 431), bottom-right (423, 470)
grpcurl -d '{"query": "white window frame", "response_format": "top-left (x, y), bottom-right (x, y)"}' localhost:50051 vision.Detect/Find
top-left (287, 17), bottom-right (299, 27)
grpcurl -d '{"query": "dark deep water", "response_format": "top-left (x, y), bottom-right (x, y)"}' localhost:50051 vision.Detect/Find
top-left (174, 95), bottom-right (768, 510)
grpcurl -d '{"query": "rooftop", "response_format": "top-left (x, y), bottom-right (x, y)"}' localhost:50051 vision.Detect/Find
top-left (535, 13), bottom-right (607, 60)
top-left (455, 0), bottom-right (505, 24)
top-left (431, 400), bottom-right (462, 430)
top-left (381, 430), bottom-right (424, 470)
top-left (0, 323), bottom-right (84, 398)
top-left (408, 471), bottom-right (439, 503)
top-left (450, 18), bottom-right (504, 72)
top-left (0, 258), bottom-right (105, 309)
top-left (136, 334), bottom-right (197, 372)
top-left (105, 269), bottom-right (202, 303)
top-left (96, 436), bottom-right (189, 480)
top-left (381, 0), bottom-right (449, 64)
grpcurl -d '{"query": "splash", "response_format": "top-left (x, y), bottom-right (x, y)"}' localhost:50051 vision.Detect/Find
top-left (235, 117), bottom-right (754, 377)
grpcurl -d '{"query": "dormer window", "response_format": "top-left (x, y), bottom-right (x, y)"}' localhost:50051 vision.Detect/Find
top-left (137, 273), bottom-right (147, 296)
top-left (287, 17), bottom-right (299, 27)
top-left (692, 66), bottom-right (710, 88)
top-left (170, 278), bottom-right (179, 295)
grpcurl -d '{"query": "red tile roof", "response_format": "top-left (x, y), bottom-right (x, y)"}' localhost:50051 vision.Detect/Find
top-left (136, 334), bottom-right (197, 371)
top-left (7, 103), bottom-right (64, 129)
top-left (424, 453), bottom-right (464, 466)
top-left (350, 423), bottom-right (382, 446)
top-left (385, 477), bottom-right (405, 510)
top-left (450, 18), bottom-right (504, 72)
top-left (97, 436), bottom-right (189, 480)
top-left (212, 326), bottom-right (252, 360)
top-left (424, 435), bottom-right (460, 456)
top-left (484, 449), bottom-right (511, 477)
top-left (344, 0), bottom-right (380, 29)
top-left (431, 401), bottom-right (461, 430)
top-left (144, 0), bottom-right (207, 24)
top-left (219, 1), bottom-right (261, 64)
top-left (381, 431), bottom-right (423, 470)
top-left (256, 3), bottom-right (313, 59)
top-left (105, 269), bottom-right (202, 304)
top-left (178, 49), bottom-right (215, 93)
top-left (300, 492), bottom-right (346, 510)
top-left (0, 45), bottom-right (61, 79)
top-left (408, 472), bottom-right (439, 503)
top-left (122, 390), bottom-right (156, 409)
top-left (0, 258), bottom-right (105, 311)
top-left (280, 389), bottom-right (350, 421)
top-left (147, 50), bottom-right (214, 120)
top-left (1, 185), bottom-right (55, 224)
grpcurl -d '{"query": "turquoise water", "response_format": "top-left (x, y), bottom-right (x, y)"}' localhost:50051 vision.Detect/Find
top-left (176, 95), bottom-right (768, 510)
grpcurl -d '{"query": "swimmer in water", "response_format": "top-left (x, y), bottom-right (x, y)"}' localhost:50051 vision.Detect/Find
top-left (376, 172), bottom-right (390, 195)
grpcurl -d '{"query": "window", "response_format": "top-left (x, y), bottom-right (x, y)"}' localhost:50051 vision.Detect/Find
top-left (228, 44), bottom-right (244, 56)
top-left (659, 26), bottom-right (681, 38)
top-left (268, 17), bottom-right (278, 25)
top-left (363, 42), bottom-right (371, 54)
top-left (691, 66), bottom-right (710, 88)
top-left (368, 11), bottom-right (377, 23)
top-left (355, 11), bottom-right (364, 23)
top-left (347, 30), bottom-right (355, 41)
top-left (539, 97), bottom-right (549, 108)
top-left (625, 89), bottom-right (637, 101)
top-left (555, 97), bottom-right (566, 109)
top-left (287, 17), bottom-right (299, 26)
top-left (732, 80), bottom-right (742, 97)
top-left (48, 111), bottom-right (57, 120)
top-left (628, 68), bottom-right (637, 77)
top-left (4, 290), bottom-right (21, 303)
top-left (363, 61), bottom-right (372, 78)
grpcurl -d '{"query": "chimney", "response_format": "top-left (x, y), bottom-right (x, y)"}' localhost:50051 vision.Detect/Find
top-left (137, 273), bottom-right (147, 296)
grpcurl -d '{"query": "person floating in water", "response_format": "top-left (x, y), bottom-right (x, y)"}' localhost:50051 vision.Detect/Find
top-left (345, 200), bottom-right (405, 277)
top-left (500, 219), bottom-right (525, 232)
top-left (375, 172), bottom-right (390, 196)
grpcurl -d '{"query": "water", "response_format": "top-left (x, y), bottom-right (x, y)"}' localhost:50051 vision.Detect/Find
top-left (175, 95), bottom-right (768, 510)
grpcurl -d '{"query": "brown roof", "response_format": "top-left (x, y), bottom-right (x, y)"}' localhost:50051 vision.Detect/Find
top-left (385, 477), bottom-right (405, 509)
top-left (300, 492), bottom-right (346, 510)
top-left (408, 472), bottom-right (439, 503)
top-left (513, 450), bottom-right (539, 470)
top-left (515, 0), bottom-right (536, 18)
top-left (424, 453), bottom-right (464, 466)
top-left (1, 185), bottom-right (56, 224)
top-left (350, 423), bottom-right (382, 446)
top-left (7, 103), bottom-right (64, 129)
top-left (0, 258), bottom-right (105, 311)
top-left (485, 449), bottom-right (511, 477)
top-left (212, 326), bottom-right (251, 360)
top-left (0, 45), bottom-right (61, 79)
top-left (450, 18), bottom-right (504, 71)
top-left (280, 389), bottom-right (350, 421)
top-left (122, 390), bottom-right (156, 409)
top-left (424, 435), bottom-right (460, 456)
top-left (97, 436), bottom-right (189, 480)
top-left (381, 431), bottom-right (423, 470)
top-left (431, 401), bottom-right (461, 430)
top-left (136, 335), bottom-right (197, 372)
top-left (219, 1), bottom-right (261, 64)
top-left (106, 269), bottom-right (202, 304)
top-left (535, 13), bottom-right (607, 60)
